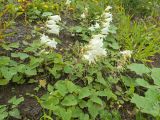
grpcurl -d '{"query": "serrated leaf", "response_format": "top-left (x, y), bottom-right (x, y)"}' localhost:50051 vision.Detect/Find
top-left (8, 96), bottom-right (24, 106)
top-left (9, 108), bottom-right (21, 119)
top-left (66, 80), bottom-right (77, 93)
top-left (55, 81), bottom-right (68, 96)
top-left (11, 53), bottom-right (29, 60)
top-left (0, 79), bottom-right (9, 85)
top-left (78, 87), bottom-right (91, 99)
top-left (0, 56), bottom-right (10, 66)
top-left (127, 63), bottom-right (150, 75)
top-left (0, 67), bottom-right (17, 80)
top-left (97, 89), bottom-right (117, 100)
top-left (61, 94), bottom-right (78, 106)
top-left (90, 96), bottom-right (103, 105)
top-left (151, 68), bottom-right (160, 86)
top-left (136, 78), bottom-right (153, 88)
top-left (64, 65), bottom-right (72, 73)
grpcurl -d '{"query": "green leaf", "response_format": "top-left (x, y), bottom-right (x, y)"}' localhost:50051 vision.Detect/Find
top-left (136, 78), bottom-right (154, 88)
top-left (11, 53), bottom-right (29, 60)
top-left (0, 67), bottom-right (17, 80)
top-left (96, 72), bottom-right (106, 86)
top-left (55, 81), bottom-right (68, 96)
top-left (131, 89), bottom-right (160, 117)
top-left (87, 101), bottom-right (99, 119)
top-left (64, 65), bottom-right (73, 73)
top-left (42, 12), bottom-right (53, 17)
top-left (0, 105), bottom-right (8, 120)
top-left (78, 87), bottom-right (91, 99)
top-left (61, 94), bottom-right (78, 106)
top-left (151, 68), bottom-right (160, 86)
top-left (60, 108), bottom-right (72, 120)
top-left (66, 80), bottom-right (77, 93)
top-left (121, 76), bottom-right (136, 87)
top-left (90, 96), bottom-right (103, 105)
top-left (8, 96), bottom-right (24, 106)
top-left (97, 89), bottom-right (117, 100)
top-left (9, 108), bottom-right (21, 119)
top-left (0, 56), bottom-right (10, 66)
top-left (0, 79), bottom-right (9, 85)
top-left (25, 67), bottom-right (37, 76)
top-left (127, 63), bottom-right (150, 75)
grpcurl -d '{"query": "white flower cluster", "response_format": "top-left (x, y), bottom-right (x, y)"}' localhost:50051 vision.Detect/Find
top-left (101, 6), bottom-right (112, 35)
top-left (83, 35), bottom-right (107, 64)
top-left (40, 34), bottom-right (57, 49)
top-left (40, 15), bottom-right (61, 48)
top-left (120, 50), bottom-right (132, 58)
top-left (83, 6), bottom-right (112, 64)
top-left (46, 15), bottom-right (61, 35)
top-left (66, 0), bottom-right (71, 5)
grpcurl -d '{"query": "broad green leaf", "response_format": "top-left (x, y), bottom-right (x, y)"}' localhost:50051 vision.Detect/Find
top-left (41, 97), bottom-right (59, 110)
top-left (61, 94), bottom-right (78, 106)
top-left (60, 108), bottom-right (72, 120)
top-left (55, 81), bottom-right (68, 96)
top-left (90, 96), bottom-right (103, 105)
top-left (25, 68), bottom-right (37, 76)
top-left (0, 56), bottom-right (10, 66)
top-left (11, 53), bottom-right (29, 60)
top-left (121, 76), bottom-right (136, 87)
top-left (78, 87), bottom-right (91, 99)
top-left (127, 63), bottom-right (150, 75)
top-left (131, 89), bottom-right (160, 117)
top-left (87, 101), bottom-right (99, 119)
top-left (136, 78), bottom-right (154, 88)
top-left (9, 108), bottom-right (21, 119)
top-left (0, 67), bottom-right (17, 80)
top-left (0, 79), bottom-right (9, 85)
top-left (64, 65), bottom-right (73, 73)
top-left (151, 68), bottom-right (160, 86)
top-left (66, 80), bottom-right (77, 93)
top-left (97, 89), bottom-right (117, 100)
top-left (8, 96), bottom-right (24, 106)
top-left (42, 12), bottom-right (53, 17)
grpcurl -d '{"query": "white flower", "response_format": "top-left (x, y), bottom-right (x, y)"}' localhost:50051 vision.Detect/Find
top-left (105, 6), bottom-right (112, 11)
top-left (103, 13), bottom-right (112, 18)
top-left (46, 38), bottom-right (57, 48)
top-left (81, 13), bottom-right (86, 19)
top-left (49, 15), bottom-right (61, 22)
top-left (83, 34), bottom-right (107, 64)
top-left (101, 27), bottom-right (109, 35)
top-left (40, 34), bottom-right (57, 48)
top-left (89, 22), bottom-right (100, 31)
top-left (83, 52), bottom-right (96, 64)
top-left (40, 34), bottom-right (50, 43)
top-left (66, 0), bottom-right (71, 5)
top-left (46, 15), bottom-right (61, 35)
top-left (47, 25), bottom-right (60, 35)
top-left (120, 50), bottom-right (132, 58)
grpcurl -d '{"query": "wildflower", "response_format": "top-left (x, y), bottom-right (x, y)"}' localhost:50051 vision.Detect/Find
top-left (89, 22), bottom-right (100, 31)
top-left (83, 34), bottom-right (107, 64)
top-left (105, 6), bottom-right (112, 11)
top-left (48, 15), bottom-right (61, 22)
top-left (81, 13), bottom-right (86, 19)
top-left (120, 50), bottom-right (132, 58)
top-left (40, 34), bottom-right (57, 48)
top-left (66, 0), bottom-right (71, 5)
top-left (46, 15), bottom-right (61, 35)
top-left (101, 8), bottom-right (112, 36)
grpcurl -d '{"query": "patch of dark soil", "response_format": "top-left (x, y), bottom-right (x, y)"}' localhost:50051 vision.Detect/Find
top-left (119, 103), bottom-right (135, 120)
top-left (4, 21), bottom-right (33, 43)
top-left (149, 54), bottom-right (160, 67)
top-left (0, 83), bottom-right (45, 120)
